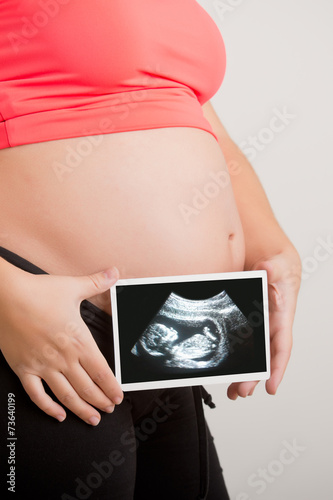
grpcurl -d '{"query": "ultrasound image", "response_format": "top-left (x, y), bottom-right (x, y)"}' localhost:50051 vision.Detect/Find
top-left (131, 290), bottom-right (251, 370)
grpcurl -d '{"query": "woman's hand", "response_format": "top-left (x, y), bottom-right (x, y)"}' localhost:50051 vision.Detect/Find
top-left (227, 249), bottom-right (302, 399)
top-left (0, 266), bottom-right (123, 425)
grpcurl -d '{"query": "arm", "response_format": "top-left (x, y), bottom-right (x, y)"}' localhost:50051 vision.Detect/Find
top-left (202, 101), bottom-right (302, 398)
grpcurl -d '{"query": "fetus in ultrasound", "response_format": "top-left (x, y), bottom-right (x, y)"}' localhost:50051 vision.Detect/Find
top-left (131, 290), bottom-right (252, 370)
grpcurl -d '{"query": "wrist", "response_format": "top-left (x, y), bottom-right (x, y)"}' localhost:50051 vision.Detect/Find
top-left (244, 240), bottom-right (301, 271)
top-left (0, 256), bottom-right (32, 308)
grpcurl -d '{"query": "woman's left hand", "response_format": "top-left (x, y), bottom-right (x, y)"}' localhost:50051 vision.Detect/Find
top-left (227, 249), bottom-right (302, 400)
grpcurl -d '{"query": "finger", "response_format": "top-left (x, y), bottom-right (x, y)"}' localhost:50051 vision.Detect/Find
top-left (75, 267), bottom-right (119, 301)
top-left (266, 347), bottom-right (291, 395)
top-left (64, 363), bottom-right (115, 413)
top-left (44, 371), bottom-right (102, 426)
top-left (227, 381), bottom-right (259, 400)
top-left (61, 317), bottom-right (123, 405)
top-left (238, 381), bottom-right (257, 397)
top-left (21, 373), bottom-right (67, 422)
top-left (81, 352), bottom-right (123, 405)
top-left (227, 383), bottom-right (239, 400)
top-left (248, 381), bottom-right (260, 396)
top-left (266, 322), bottom-right (292, 394)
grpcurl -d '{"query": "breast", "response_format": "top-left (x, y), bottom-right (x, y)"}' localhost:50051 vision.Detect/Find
top-left (0, 0), bottom-right (226, 148)
top-left (34, 0), bottom-right (226, 101)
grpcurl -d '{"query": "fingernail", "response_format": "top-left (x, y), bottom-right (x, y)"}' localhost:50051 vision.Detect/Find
top-left (105, 405), bottom-right (115, 413)
top-left (89, 416), bottom-right (100, 426)
top-left (57, 415), bottom-right (66, 422)
top-left (103, 267), bottom-right (118, 281)
top-left (113, 396), bottom-right (123, 405)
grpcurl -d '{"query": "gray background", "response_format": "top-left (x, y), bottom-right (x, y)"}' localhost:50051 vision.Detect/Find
top-left (198, 1), bottom-right (333, 499)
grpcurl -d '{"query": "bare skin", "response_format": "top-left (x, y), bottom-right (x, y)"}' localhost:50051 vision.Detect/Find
top-left (0, 123), bottom-right (245, 424)
top-left (0, 127), bottom-right (245, 309)
top-left (0, 101), bottom-right (302, 424)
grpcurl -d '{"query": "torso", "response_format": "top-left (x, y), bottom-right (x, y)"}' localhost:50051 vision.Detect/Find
top-left (0, 127), bottom-right (245, 314)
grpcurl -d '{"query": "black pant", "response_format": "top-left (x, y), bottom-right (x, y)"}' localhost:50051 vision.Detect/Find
top-left (0, 247), bottom-right (230, 500)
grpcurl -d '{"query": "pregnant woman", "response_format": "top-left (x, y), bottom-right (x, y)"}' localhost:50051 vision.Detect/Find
top-left (0, 1), bottom-right (301, 499)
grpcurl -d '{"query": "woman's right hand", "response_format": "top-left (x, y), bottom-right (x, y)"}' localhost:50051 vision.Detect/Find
top-left (0, 264), bottom-right (123, 425)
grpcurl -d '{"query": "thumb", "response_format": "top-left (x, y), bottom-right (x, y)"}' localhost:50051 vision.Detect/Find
top-left (76, 267), bottom-right (120, 300)
top-left (251, 257), bottom-right (286, 309)
top-left (251, 256), bottom-right (282, 284)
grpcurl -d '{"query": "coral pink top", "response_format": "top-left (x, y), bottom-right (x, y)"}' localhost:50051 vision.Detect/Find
top-left (0, 0), bottom-right (226, 149)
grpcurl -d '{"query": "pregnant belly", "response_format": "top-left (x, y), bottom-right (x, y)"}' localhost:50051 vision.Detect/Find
top-left (0, 128), bottom-right (245, 313)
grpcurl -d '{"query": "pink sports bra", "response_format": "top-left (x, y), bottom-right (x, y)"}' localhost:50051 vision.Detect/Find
top-left (0, 0), bottom-right (226, 149)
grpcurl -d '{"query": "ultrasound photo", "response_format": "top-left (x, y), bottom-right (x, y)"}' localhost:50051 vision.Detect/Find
top-left (131, 290), bottom-right (249, 369)
top-left (110, 271), bottom-right (270, 390)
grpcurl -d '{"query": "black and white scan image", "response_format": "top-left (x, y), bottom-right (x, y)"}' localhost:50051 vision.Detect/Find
top-left (111, 272), bottom-right (270, 390)
top-left (131, 290), bottom-right (250, 370)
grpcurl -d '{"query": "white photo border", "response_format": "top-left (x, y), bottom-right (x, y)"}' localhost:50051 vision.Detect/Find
top-left (110, 270), bottom-right (270, 391)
